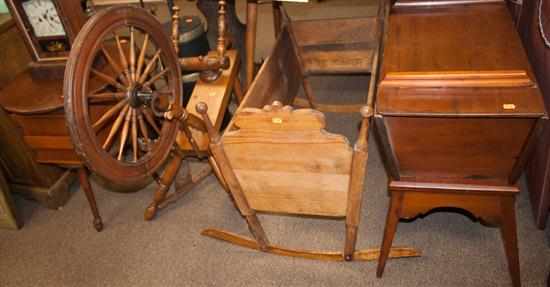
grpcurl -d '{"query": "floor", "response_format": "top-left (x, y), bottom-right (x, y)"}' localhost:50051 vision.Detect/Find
top-left (0, 1), bottom-right (549, 286)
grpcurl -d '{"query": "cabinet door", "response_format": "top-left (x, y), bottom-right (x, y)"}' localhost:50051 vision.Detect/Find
top-left (0, 168), bottom-right (20, 230)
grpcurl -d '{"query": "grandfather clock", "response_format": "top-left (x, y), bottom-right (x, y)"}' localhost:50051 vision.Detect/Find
top-left (5, 0), bottom-right (86, 79)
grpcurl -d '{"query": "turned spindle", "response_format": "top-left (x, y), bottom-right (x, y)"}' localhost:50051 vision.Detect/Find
top-left (171, 5), bottom-right (180, 54)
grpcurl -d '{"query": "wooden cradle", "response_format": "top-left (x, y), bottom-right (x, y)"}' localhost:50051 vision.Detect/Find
top-left (195, 7), bottom-right (419, 262)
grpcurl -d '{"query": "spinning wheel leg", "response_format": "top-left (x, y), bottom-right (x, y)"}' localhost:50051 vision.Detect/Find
top-left (78, 167), bottom-right (103, 232)
top-left (144, 152), bottom-right (184, 221)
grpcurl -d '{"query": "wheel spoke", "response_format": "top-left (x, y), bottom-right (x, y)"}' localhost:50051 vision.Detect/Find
top-left (131, 109), bottom-right (138, 161)
top-left (88, 83), bottom-right (111, 96)
top-left (117, 108), bottom-right (133, 160)
top-left (136, 34), bottom-right (149, 82)
top-left (101, 46), bottom-right (129, 85)
top-left (92, 98), bottom-right (129, 132)
top-left (138, 49), bottom-right (162, 84)
top-left (114, 33), bottom-right (131, 83)
top-left (137, 109), bottom-right (150, 144)
top-left (142, 107), bottom-right (161, 134)
top-left (143, 68), bottom-right (171, 89)
top-left (91, 68), bottom-right (127, 91)
top-left (89, 92), bottom-right (126, 101)
top-left (129, 27), bottom-right (137, 83)
top-left (103, 104), bottom-right (129, 150)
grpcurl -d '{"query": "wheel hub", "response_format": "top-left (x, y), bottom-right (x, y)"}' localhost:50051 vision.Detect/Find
top-left (127, 86), bottom-right (152, 108)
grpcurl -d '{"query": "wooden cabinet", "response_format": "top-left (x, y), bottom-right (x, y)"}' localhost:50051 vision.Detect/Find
top-left (376, 2), bottom-right (545, 186)
top-left (0, 16), bottom-right (74, 209)
top-left (374, 2), bottom-right (546, 286)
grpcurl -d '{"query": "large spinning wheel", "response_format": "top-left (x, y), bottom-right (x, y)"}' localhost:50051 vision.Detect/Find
top-left (65, 6), bottom-right (182, 187)
top-left (65, 2), bottom-right (237, 231)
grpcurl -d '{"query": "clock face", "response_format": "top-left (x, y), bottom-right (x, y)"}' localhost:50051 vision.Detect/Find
top-left (22, 0), bottom-right (66, 38)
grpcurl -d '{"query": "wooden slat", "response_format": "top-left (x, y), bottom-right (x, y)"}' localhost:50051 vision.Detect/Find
top-left (232, 106), bottom-right (325, 131)
top-left (301, 49), bottom-right (374, 75)
top-left (235, 170), bottom-right (349, 217)
top-left (291, 17), bottom-right (378, 47)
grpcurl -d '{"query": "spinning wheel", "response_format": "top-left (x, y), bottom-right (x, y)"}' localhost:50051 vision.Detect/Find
top-left (65, 1), bottom-right (239, 231)
top-left (65, 6), bottom-right (182, 187)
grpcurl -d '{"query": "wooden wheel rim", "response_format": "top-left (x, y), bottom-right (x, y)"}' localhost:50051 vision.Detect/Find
top-left (64, 6), bottom-right (182, 187)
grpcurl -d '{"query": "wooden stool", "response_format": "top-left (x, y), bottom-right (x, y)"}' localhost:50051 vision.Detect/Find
top-left (377, 181), bottom-right (521, 287)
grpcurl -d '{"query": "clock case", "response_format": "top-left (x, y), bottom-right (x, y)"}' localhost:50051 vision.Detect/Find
top-left (6, 0), bottom-right (86, 79)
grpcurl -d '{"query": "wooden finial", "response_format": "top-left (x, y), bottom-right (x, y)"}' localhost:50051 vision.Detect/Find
top-left (217, 0), bottom-right (227, 57)
top-left (360, 106), bottom-right (373, 118)
top-left (196, 102), bottom-right (220, 142)
top-left (196, 102), bottom-right (208, 115)
top-left (171, 5), bottom-right (180, 54)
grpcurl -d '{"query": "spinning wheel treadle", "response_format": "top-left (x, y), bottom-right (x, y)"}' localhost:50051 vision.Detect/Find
top-left (64, 6), bottom-right (182, 188)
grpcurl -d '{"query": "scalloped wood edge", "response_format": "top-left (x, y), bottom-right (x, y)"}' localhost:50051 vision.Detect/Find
top-left (201, 228), bottom-right (421, 261)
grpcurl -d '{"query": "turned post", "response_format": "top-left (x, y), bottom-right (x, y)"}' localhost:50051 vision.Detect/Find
top-left (144, 151), bottom-right (184, 220)
top-left (343, 106), bottom-right (372, 260)
top-left (217, 0), bottom-right (227, 58)
top-left (171, 5), bottom-right (180, 54)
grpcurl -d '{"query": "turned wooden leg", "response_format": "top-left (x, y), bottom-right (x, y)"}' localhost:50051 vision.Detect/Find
top-left (344, 225), bottom-right (358, 261)
top-left (377, 191), bottom-right (403, 277)
top-left (245, 0), bottom-right (258, 90)
top-left (499, 196), bottom-right (521, 287)
top-left (78, 167), bottom-right (103, 232)
top-left (144, 153), bottom-right (184, 221)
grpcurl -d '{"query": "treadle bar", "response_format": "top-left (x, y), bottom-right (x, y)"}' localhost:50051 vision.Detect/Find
top-left (201, 229), bottom-right (421, 261)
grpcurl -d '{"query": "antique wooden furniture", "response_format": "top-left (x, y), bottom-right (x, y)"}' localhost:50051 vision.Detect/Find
top-left (0, 11), bottom-right (77, 209)
top-left (374, 1), bottom-right (546, 286)
top-left (198, 101), bottom-right (418, 261)
top-left (5, 0), bottom-right (87, 79)
top-left (63, 1), bottom-right (241, 230)
top-left (517, 0), bottom-right (550, 229)
top-left (194, 3), bottom-right (419, 262)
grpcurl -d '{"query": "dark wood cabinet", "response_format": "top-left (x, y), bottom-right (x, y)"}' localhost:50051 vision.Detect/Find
top-left (376, 3), bottom-right (545, 186)
top-left (374, 2), bottom-right (546, 286)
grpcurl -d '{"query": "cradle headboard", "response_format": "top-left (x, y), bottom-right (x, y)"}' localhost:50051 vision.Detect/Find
top-left (221, 102), bottom-right (353, 217)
